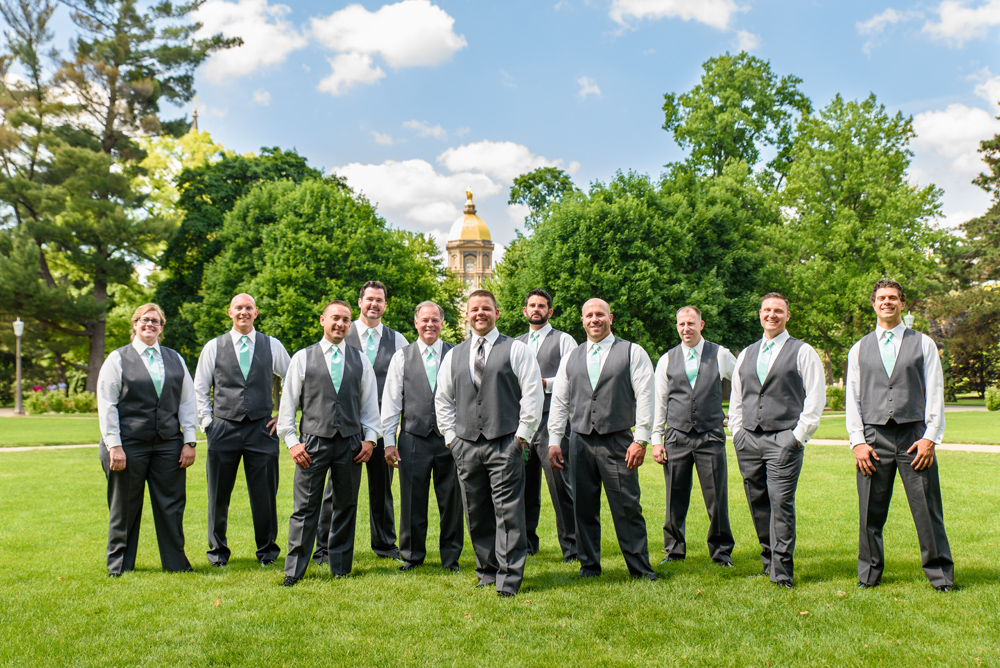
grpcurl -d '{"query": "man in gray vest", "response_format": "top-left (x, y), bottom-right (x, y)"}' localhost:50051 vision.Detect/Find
top-left (314, 280), bottom-right (408, 563)
top-left (728, 292), bottom-right (825, 589)
top-left (435, 289), bottom-right (544, 597)
top-left (194, 293), bottom-right (291, 567)
top-left (382, 301), bottom-right (463, 572)
top-left (651, 306), bottom-right (737, 566)
top-left (517, 288), bottom-right (578, 562)
top-left (277, 300), bottom-right (381, 585)
top-left (847, 280), bottom-right (953, 591)
top-left (548, 298), bottom-right (657, 580)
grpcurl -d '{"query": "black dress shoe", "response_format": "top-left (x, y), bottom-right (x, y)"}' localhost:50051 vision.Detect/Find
top-left (715, 561), bottom-right (735, 568)
top-left (211, 561), bottom-right (228, 568)
top-left (562, 555), bottom-right (579, 563)
top-left (776, 580), bottom-right (794, 589)
top-left (746, 569), bottom-right (769, 578)
top-left (659, 555), bottom-right (684, 564)
top-left (578, 570), bottom-right (600, 578)
top-left (108, 572), bottom-right (122, 578)
top-left (935, 584), bottom-right (953, 593)
top-left (281, 576), bottom-right (298, 587)
top-left (634, 573), bottom-right (657, 582)
top-left (333, 572), bottom-right (352, 579)
top-left (858, 580), bottom-right (880, 589)
top-left (443, 564), bottom-right (460, 572)
top-left (476, 581), bottom-right (496, 589)
top-left (259, 559), bottom-right (276, 567)
top-left (397, 562), bottom-right (420, 572)
top-left (497, 591), bottom-right (515, 597)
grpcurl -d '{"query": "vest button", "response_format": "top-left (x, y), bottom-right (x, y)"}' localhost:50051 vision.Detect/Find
top-left (888, 397), bottom-right (892, 401)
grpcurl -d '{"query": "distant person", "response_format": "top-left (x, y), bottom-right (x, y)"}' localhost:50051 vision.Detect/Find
top-left (728, 293), bottom-right (825, 589)
top-left (194, 293), bottom-right (291, 567)
top-left (651, 306), bottom-right (737, 567)
top-left (381, 301), bottom-right (463, 572)
top-left (516, 289), bottom-right (577, 562)
top-left (278, 300), bottom-right (381, 585)
top-left (314, 280), bottom-right (407, 564)
top-left (57, 381), bottom-right (67, 393)
top-left (847, 280), bottom-right (953, 592)
top-left (97, 303), bottom-right (197, 576)
top-left (435, 289), bottom-right (544, 597)
top-left (548, 298), bottom-right (657, 581)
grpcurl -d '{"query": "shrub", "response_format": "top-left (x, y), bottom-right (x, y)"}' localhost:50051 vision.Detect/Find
top-left (24, 391), bottom-right (51, 415)
top-left (986, 386), bottom-right (1000, 412)
top-left (70, 391), bottom-right (97, 413)
top-left (826, 384), bottom-right (846, 411)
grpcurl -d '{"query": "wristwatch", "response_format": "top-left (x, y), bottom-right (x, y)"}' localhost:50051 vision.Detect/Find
top-left (635, 440), bottom-right (648, 449)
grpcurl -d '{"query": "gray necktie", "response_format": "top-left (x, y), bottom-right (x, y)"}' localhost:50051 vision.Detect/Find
top-left (474, 338), bottom-right (486, 391)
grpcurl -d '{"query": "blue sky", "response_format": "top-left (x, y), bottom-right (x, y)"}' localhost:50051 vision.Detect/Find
top-left (136, 1), bottom-right (1000, 255)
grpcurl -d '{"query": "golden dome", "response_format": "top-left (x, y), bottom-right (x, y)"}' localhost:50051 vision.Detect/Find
top-left (450, 189), bottom-right (491, 242)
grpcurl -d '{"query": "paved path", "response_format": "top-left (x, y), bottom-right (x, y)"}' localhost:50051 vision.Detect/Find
top-left (810, 439), bottom-right (1000, 453)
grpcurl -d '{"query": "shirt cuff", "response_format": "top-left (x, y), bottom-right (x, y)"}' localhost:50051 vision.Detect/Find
top-left (848, 429), bottom-right (866, 447)
top-left (200, 416), bottom-right (212, 432)
top-left (792, 427), bottom-right (807, 446)
top-left (443, 429), bottom-right (456, 447)
top-left (104, 436), bottom-right (122, 449)
top-left (284, 434), bottom-right (301, 450)
top-left (651, 433), bottom-right (664, 445)
top-left (633, 427), bottom-right (652, 444)
top-left (922, 426), bottom-right (942, 445)
top-left (515, 425), bottom-right (534, 443)
top-left (383, 432), bottom-right (397, 448)
top-left (543, 378), bottom-right (554, 394)
top-left (364, 429), bottom-right (378, 443)
top-left (182, 428), bottom-right (197, 444)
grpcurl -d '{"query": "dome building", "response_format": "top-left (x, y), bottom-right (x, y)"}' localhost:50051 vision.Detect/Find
top-left (446, 190), bottom-right (494, 338)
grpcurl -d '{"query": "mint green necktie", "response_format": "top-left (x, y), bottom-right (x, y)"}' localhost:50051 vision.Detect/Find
top-left (238, 335), bottom-right (250, 379)
top-left (756, 341), bottom-right (773, 385)
top-left (145, 347), bottom-right (162, 398)
top-left (330, 347), bottom-right (343, 392)
top-left (530, 331), bottom-right (540, 355)
top-left (365, 330), bottom-right (377, 365)
top-left (588, 343), bottom-right (602, 390)
top-left (686, 348), bottom-right (698, 388)
top-left (425, 347), bottom-right (437, 388)
top-left (881, 332), bottom-right (896, 377)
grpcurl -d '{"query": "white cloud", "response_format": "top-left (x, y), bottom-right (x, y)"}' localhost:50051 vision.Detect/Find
top-left (970, 68), bottom-right (1000, 109)
top-left (577, 76), bottom-right (601, 100)
top-left (403, 120), bottom-right (448, 140)
top-left (500, 69), bottom-right (516, 89)
top-left (251, 89), bottom-right (271, 105)
top-left (311, 0), bottom-right (466, 94)
top-left (193, 0), bottom-right (307, 81)
top-left (610, 0), bottom-right (743, 30)
top-left (922, 0), bottom-right (1000, 46)
top-left (372, 131), bottom-right (394, 145)
top-left (437, 140), bottom-right (579, 183)
top-left (733, 30), bottom-right (760, 52)
top-left (317, 52), bottom-right (385, 95)
top-left (856, 8), bottom-right (923, 53)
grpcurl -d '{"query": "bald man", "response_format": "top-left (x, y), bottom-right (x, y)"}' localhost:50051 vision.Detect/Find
top-left (194, 293), bottom-right (291, 566)
top-left (548, 299), bottom-right (657, 580)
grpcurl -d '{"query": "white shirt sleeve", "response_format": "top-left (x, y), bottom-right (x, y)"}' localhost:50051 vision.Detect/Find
top-left (271, 337), bottom-right (292, 379)
top-left (717, 346), bottom-right (738, 381)
top-left (380, 349), bottom-right (406, 448)
top-left (630, 343), bottom-right (655, 444)
top-left (510, 340), bottom-right (544, 443)
top-left (845, 341), bottom-right (865, 447)
top-left (547, 354), bottom-right (572, 448)
top-left (543, 332), bottom-right (577, 394)
top-left (277, 350), bottom-right (308, 450)
top-left (921, 334), bottom-right (946, 444)
top-left (651, 354), bottom-right (670, 446)
top-left (193, 339), bottom-right (217, 431)
top-left (434, 347), bottom-right (458, 446)
top-left (358, 354), bottom-right (382, 442)
top-left (394, 330), bottom-right (409, 351)
top-left (177, 358), bottom-right (198, 443)
top-left (728, 349), bottom-right (748, 437)
top-left (793, 343), bottom-right (827, 445)
top-left (97, 350), bottom-right (124, 449)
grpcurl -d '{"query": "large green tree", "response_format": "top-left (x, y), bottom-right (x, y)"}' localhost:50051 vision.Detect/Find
top-left (508, 166), bottom-right (579, 228)
top-left (187, 179), bottom-right (463, 353)
top-left (768, 94), bottom-right (944, 380)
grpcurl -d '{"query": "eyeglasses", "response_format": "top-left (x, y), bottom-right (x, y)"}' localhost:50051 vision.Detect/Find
top-left (135, 317), bottom-right (162, 326)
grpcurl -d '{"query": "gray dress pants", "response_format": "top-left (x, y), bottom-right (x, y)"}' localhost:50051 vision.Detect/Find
top-left (524, 414), bottom-right (576, 559)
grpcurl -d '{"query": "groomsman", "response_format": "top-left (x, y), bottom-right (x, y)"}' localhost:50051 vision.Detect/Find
top-left (278, 300), bottom-right (381, 585)
top-left (435, 289), bottom-right (544, 597)
top-left (194, 293), bottom-right (291, 567)
top-left (382, 301), bottom-right (464, 572)
top-left (728, 293), bottom-right (825, 589)
top-left (548, 298), bottom-right (657, 581)
top-left (314, 281), bottom-right (408, 563)
top-left (651, 306), bottom-right (736, 566)
top-left (517, 289), bottom-right (577, 561)
top-left (847, 279), bottom-right (953, 591)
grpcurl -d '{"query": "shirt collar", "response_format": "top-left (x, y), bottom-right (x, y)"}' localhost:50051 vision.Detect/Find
top-left (320, 337), bottom-right (346, 356)
top-left (761, 330), bottom-right (789, 350)
top-left (876, 322), bottom-right (906, 340)
top-left (132, 339), bottom-right (160, 355)
top-left (682, 337), bottom-right (705, 357)
top-left (527, 323), bottom-right (552, 340)
top-left (416, 338), bottom-right (442, 357)
top-left (589, 332), bottom-right (615, 351)
top-left (356, 319), bottom-right (383, 339)
top-left (229, 328), bottom-right (255, 342)
top-left (472, 327), bottom-right (500, 347)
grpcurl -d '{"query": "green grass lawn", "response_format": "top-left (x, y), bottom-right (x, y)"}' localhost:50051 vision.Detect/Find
top-left (0, 415), bottom-right (101, 447)
top-left (1, 446), bottom-right (998, 666)
top-left (812, 411), bottom-right (1000, 445)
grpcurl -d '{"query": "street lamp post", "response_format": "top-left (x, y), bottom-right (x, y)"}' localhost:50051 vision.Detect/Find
top-left (13, 318), bottom-right (24, 415)
top-left (903, 311), bottom-right (915, 329)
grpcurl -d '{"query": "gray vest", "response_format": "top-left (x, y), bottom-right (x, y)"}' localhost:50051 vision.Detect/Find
top-left (116, 344), bottom-right (184, 446)
top-left (567, 337), bottom-right (636, 435)
top-left (346, 324), bottom-right (399, 408)
top-left (299, 343), bottom-right (363, 439)
top-left (212, 331), bottom-right (273, 421)
top-left (738, 337), bottom-right (805, 432)
top-left (665, 341), bottom-right (725, 433)
top-left (452, 334), bottom-right (521, 441)
top-left (858, 328), bottom-right (926, 425)
top-left (401, 341), bottom-right (453, 437)
top-left (517, 328), bottom-right (570, 415)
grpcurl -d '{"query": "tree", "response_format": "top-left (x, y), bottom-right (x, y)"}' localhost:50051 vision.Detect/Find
top-left (662, 52), bottom-right (812, 181)
top-left (187, 179), bottom-right (463, 353)
top-left (508, 167), bottom-right (578, 228)
top-left (153, 147), bottom-right (327, 362)
top-left (492, 164), bottom-right (772, 358)
top-left (768, 94), bottom-right (944, 381)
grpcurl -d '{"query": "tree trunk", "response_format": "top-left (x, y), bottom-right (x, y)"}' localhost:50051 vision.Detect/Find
top-left (85, 276), bottom-right (108, 392)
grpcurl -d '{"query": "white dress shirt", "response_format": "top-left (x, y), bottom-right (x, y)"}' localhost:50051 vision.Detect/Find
top-left (193, 328), bottom-right (292, 430)
top-left (845, 323), bottom-right (945, 446)
top-left (380, 339), bottom-right (444, 448)
top-left (651, 337), bottom-right (738, 445)
top-left (434, 327), bottom-right (544, 446)
top-left (97, 339), bottom-right (198, 449)
top-left (353, 319), bottom-right (409, 357)
top-left (524, 323), bottom-right (577, 395)
top-left (276, 337), bottom-right (382, 450)
top-left (546, 333), bottom-right (656, 447)
top-left (727, 330), bottom-right (826, 445)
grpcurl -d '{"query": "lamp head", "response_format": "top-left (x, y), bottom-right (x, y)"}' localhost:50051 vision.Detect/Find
top-left (13, 317), bottom-right (24, 337)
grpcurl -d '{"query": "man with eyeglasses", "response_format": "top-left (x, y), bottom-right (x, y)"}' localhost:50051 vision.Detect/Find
top-left (194, 293), bottom-right (291, 567)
